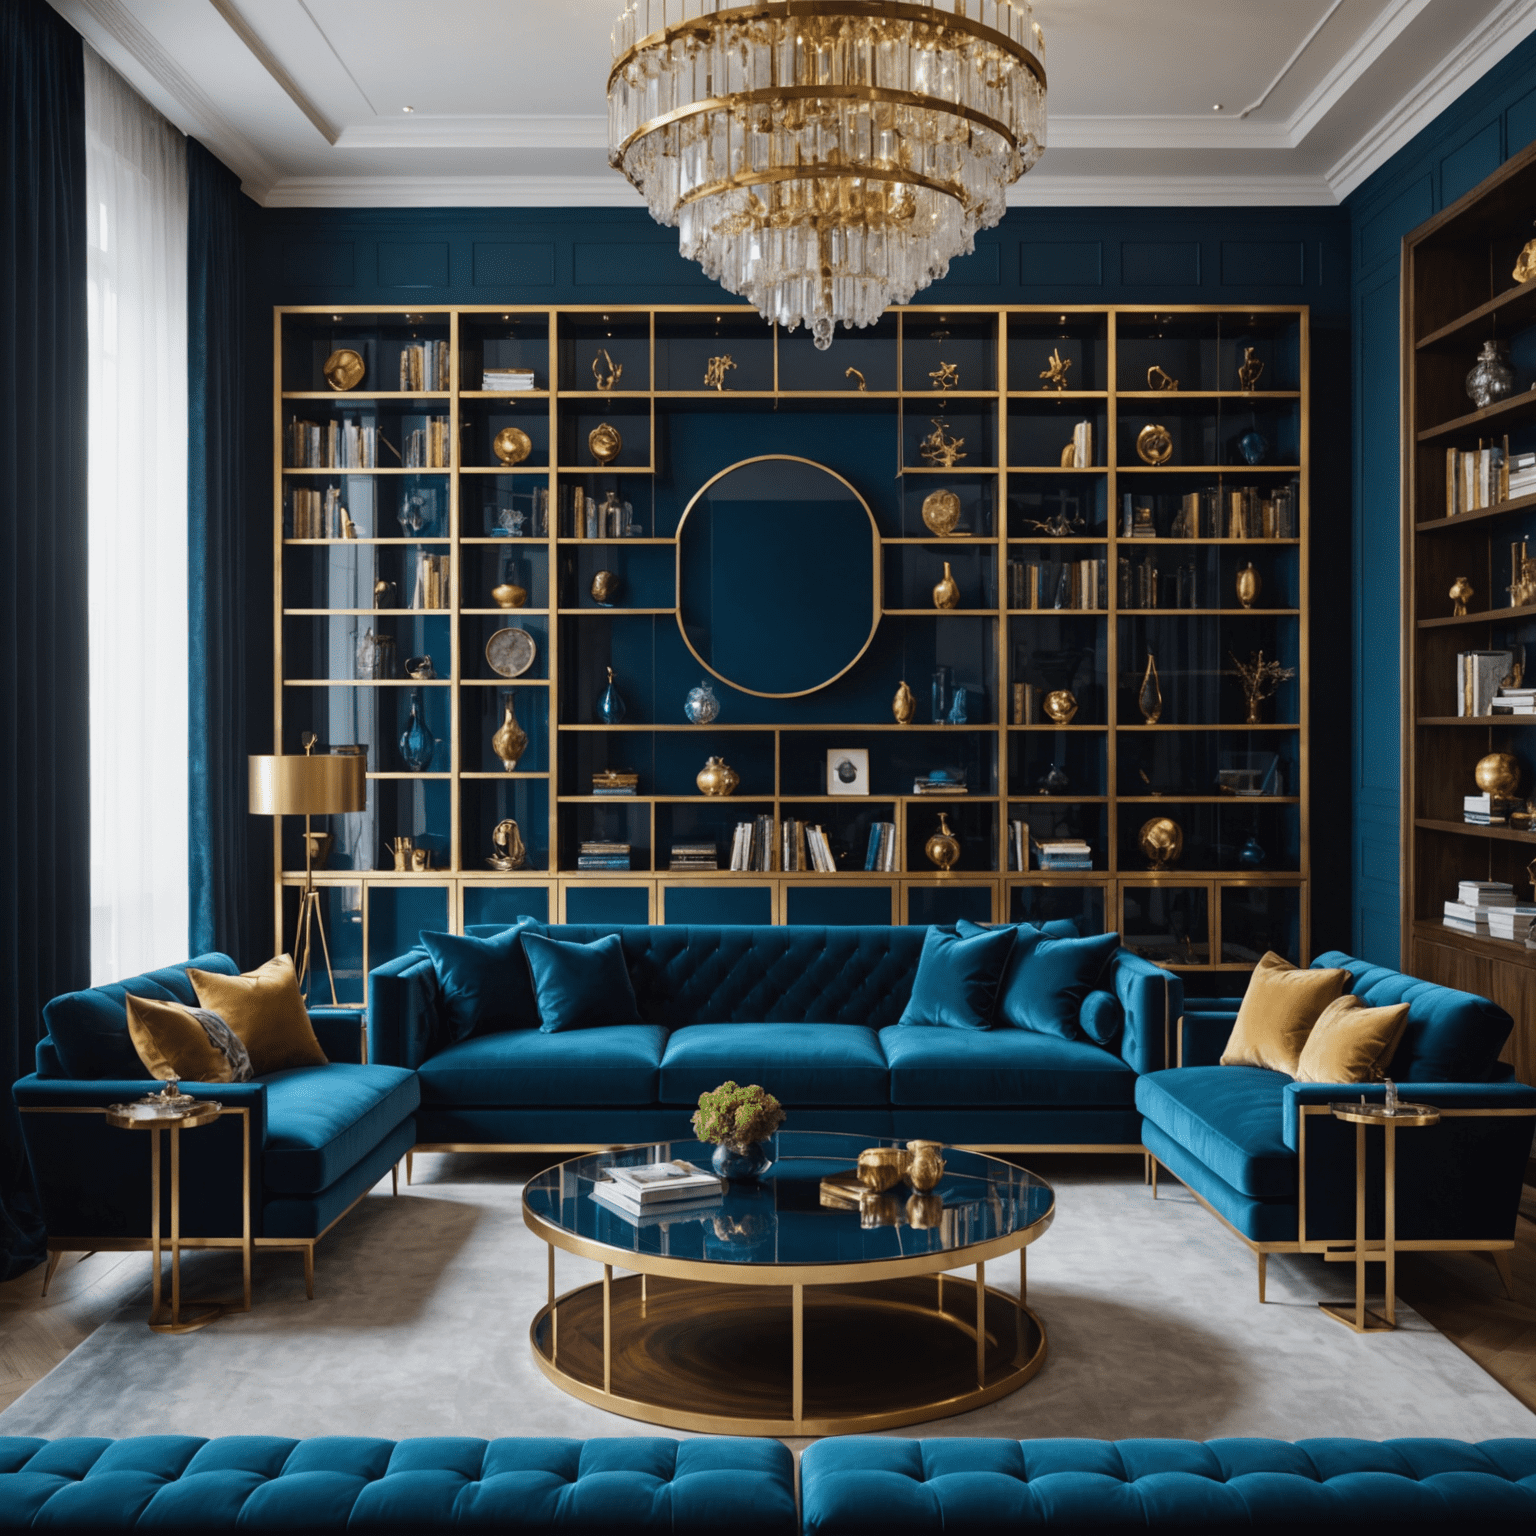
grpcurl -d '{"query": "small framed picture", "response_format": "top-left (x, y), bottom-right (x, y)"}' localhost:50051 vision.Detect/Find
top-left (827, 748), bottom-right (870, 796)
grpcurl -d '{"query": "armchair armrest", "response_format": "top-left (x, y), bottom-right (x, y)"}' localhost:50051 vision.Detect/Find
top-left (1110, 950), bottom-right (1184, 1075)
top-left (1178, 1009), bottom-right (1237, 1068)
top-left (307, 1007), bottom-right (366, 1064)
top-left (367, 948), bottom-right (439, 1068)
top-left (1282, 1080), bottom-right (1536, 1150)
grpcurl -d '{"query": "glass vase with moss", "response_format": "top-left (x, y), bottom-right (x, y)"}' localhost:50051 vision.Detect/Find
top-left (692, 1080), bottom-right (786, 1180)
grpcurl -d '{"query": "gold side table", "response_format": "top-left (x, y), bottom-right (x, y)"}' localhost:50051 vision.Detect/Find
top-left (1321, 1099), bottom-right (1440, 1334)
top-left (105, 1091), bottom-right (252, 1335)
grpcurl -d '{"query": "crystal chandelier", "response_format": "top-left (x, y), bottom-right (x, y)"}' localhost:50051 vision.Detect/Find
top-left (608, 1), bottom-right (1047, 348)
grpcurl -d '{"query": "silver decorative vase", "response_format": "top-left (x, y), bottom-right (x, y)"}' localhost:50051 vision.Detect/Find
top-left (1466, 340), bottom-right (1516, 409)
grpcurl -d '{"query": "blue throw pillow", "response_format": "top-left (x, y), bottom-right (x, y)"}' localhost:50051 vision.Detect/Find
top-left (523, 930), bottom-right (642, 1033)
top-left (959, 920), bottom-right (1120, 1039)
top-left (421, 919), bottom-right (543, 1043)
top-left (898, 924), bottom-right (1017, 1030)
top-left (1079, 988), bottom-right (1125, 1047)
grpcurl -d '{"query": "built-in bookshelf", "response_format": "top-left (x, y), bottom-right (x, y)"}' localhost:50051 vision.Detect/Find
top-left (1402, 139), bottom-right (1536, 1086)
top-left (273, 304), bottom-right (1310, 1002)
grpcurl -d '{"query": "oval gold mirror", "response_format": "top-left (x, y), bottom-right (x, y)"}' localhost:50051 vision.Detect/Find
top-left (676, 456), bottom-right (880, 698)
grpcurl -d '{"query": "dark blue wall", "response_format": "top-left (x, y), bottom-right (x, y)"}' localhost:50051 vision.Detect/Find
top-left (1346, 33), bottom-right (1536, 968)
top-left (248, 201), bottom-right (1352, 948)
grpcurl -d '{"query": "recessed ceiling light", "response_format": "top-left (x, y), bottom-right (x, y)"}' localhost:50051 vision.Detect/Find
top-left (402, 105), bottom-right (414, 113)
top-left (1212, 103), bottom-right (1222, 111)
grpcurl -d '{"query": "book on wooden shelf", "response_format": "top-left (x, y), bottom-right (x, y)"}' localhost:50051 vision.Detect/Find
top-left (1444, 437), bottom-right (1508, 516)
top-left (1487, 906), bottom-right (1536, 941)
top-left (400, 340), bottom-right (449, 392)
top-left (1464, 795), bottom-right (1518, 825)
top-left (1457, 651), bottom-right (1513, 717)
top-left (1007, 819), bottom-right (1029, 871)
top-left (862, 822), bottom-right (899, 872)
top-left (482, 368), bottom-right (536, 391)
top-left (1444, 901), bottom-right (1492, 926)
top-left (1458, 880), bottom-right (1516, 905)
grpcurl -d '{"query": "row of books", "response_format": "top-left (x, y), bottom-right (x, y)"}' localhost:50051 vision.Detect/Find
top-left (1007, 559), bottom-right (1107, 610)
top-left (864, 822), bottom-right (901, 871)
top-left (1443, 881), bottom-right (1536, 942)
top-left (413, 554), bottom-right (450, 611)
top-left (669, 841), bottom-right (717, 871)
top-left (1121, 556), bottom-right (1198, 610)
top-left (726, 818), bottom-right (838, 872)
top-left (1444, 439), bottom-right (1508, 515)
top-left (577, 840), bottom-right (631, 870)
top-left (482, 367), bottom-right (537, 391)
top-left (287, 419), bottom-right (380, 469)
top-left (1120, 487), bottom-right (1298, 541)
top-left (401, 341), bottom-right (450, 392)
top-left (402, 418), bottom-right (452, 469)
top-left (290, 486), bottom-right (345, 539)
top-left (1457, 650), bottom-right (1515, 717)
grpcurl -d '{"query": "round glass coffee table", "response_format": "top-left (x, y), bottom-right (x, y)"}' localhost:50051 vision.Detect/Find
top-left (522, 1130), bottom-right (1053, 1436)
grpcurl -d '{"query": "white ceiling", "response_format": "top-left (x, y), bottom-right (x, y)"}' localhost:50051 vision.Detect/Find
top-left (50, 0), bottom-right (1536, 207)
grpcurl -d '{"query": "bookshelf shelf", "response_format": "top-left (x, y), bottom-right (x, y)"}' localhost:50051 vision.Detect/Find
top-left (1416, 817), bottom-right (1536, 843)
top-left (1416, 390), bottom-right (1536, 443)
top-left (1415, 491), bottom-right (1536, 532)
top-left (1419, 601), bottom-right (1536, 629)
top-left (1416, 283), bottom-right (1536, 350)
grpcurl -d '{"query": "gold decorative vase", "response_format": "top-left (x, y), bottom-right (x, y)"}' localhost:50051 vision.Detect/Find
top-left (925, 812), bottom-right (961, 871)
top-left (696, 756), bottom-right (739, 797)
top-left (1476, 752), bottom-right (1521, 798)
top-left (492, 581), bottom-right (527, 609)
top-left (487, 817), bottom-right (527, 871)
top-left (906, 1140), bottom-right (946, 1191)
top-left (893, 680), bottom-right (915, 724)
top-left (932, 561), bottom-right (960, 610)
top-left (906, 1192), bottom-right (944, 1229)
top-left (1139, 815), bottom-right (1184, 870)
top-left (1138, 653), bottom-right (1163, 725)
top-left (588, 422), bottom-right (622, 465)
top-left (491, 698), bottom-right (528, 773)
top-left (590, 569), bottom-right (620, 605)
top-left (921, 489), bottom-right (961, 537)
top-left (1043, 689), bottom-right (1078, 724)
top-left (856, 1147), bottom-right (910, 1192)
top-left (1235, 563), bottom-right (1261, 609)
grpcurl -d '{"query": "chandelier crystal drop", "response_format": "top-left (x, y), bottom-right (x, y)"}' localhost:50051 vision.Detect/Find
top-left (608, 1), bottom-right (1047, 348)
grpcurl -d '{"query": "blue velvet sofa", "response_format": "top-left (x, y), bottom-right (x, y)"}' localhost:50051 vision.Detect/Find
top-left (1136, 952), bottom-right (1536, 1299)
top-left (799, 1436), bottom-right (1536, 1532)
top-left (12, 954), bottom-right (420, 1294)
top-left (369, 923), bottom-right (1182, 1157)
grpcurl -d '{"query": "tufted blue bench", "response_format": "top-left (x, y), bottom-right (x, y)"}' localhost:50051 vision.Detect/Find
top-left (0, 1435), bottom-right (797, 1532)
top-left (799, 1436), bottom-right (1536, 1531)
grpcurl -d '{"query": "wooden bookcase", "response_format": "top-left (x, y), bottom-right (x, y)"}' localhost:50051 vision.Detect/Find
top-left (272, 303), bottom-right (1310, 1003)
top-left (1402, 140), bottom-right (1536, 1086)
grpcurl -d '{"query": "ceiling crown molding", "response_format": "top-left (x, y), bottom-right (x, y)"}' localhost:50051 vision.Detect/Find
top-left (1005, 173), bottom-right (1337, 209)
top-left (261, 172), bottom-right (638, 208)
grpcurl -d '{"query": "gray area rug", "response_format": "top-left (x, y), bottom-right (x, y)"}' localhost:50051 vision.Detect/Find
top-left (3, 1153), bottom-right (1532, 1445)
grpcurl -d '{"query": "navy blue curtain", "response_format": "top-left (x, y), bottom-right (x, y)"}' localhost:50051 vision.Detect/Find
top-left (0, 0), bottom-right (88, 1279)
top-left (187, 138), bottom-right (259, 963)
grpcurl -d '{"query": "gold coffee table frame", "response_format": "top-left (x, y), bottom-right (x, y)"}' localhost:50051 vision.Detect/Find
top-left (1320, 1100), bottom-right (1441, 1334)
top-left (523, 1143), bottom-right (1054, 1437)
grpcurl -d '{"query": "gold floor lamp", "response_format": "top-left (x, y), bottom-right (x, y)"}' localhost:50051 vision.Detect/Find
top-left (249, 734), bottom-right (367, 1004)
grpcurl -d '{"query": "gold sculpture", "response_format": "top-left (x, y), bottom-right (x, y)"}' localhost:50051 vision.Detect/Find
top-left (696, 756), bottom-right (740, 796)
top-left (1231, 650), bottom-right (1296, 725)
top-left (1515, 233), bottom-right (1536, 283)
top-left (590, 569), bottom-right (620, 605)
top-left (1043, 689), bottom-right (1078, 724)
top-left (929, 360), bottom-right (960, 391)
top-left (845, 366), bottom-right (867, 391)
top-left (932, 561), bottom-right (960, 610)
top-left (1510, 541), bottom-right (1536, 607)
top-left (1449, 575), bottom-right (1474, 616)
top-left (388, 836), bottom-right (412, 873)
top-left (1139, 815), bottom-right (1184, 870)
top-left (340, 511), bottom-right (359, 540)
top-left (1039, 348), bottom-right (1071, 391)
top-left (1238, 346), bottom-right (1265, 391)
top-left (906, 1140), bottom-right (945, 1191)
top-left (1136, 423), bottom-right (1174, 466)
top-left (856, 1147), bottom-right (909, 1192)
top-left (893, 680), bottom-right (916, 724)
top-left (588, 422), bottom-right (622, 464)
top-left (592, 348), bottom-right (622, 391)
top-left (1475, 752), bottom-right (1521, 798)
top-left (492, 579), bottom-right (528, 609)
top-left (322, 348), bottom-right (365, 391)
top-left (1147, 365), bottom-right (1179, 392)
top-left (492, 697), bottom-right (528, 772)
top-left (493, 426), bottom-right (533, 466)
top-left (1059, 440), bottom-right (1078, 468)
top-left (919, 418), bottom-right (966, 467)
top-left (921, 488), bottom-right (961, 536)
top-left (1138, 652), bottom-right (1163, 725)
top-left (487, 818), bottom-right (527, 871)
top-left (1236, 562), bottom-right (1261, 609)
top-left (703, 354), bottom-right (736, 391)
top-left (925, 812), bottom-right (961, 871)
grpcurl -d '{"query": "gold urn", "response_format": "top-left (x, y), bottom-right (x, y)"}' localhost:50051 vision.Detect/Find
top-left (1043, 689), bottom-right (1078, 724)
top-left (492, 582), bottom-right (527, 609)
top-left (1475, 751), bottom-right (1521, 798)
top-left (932, 561), bottom-right (960, 610)
top-left (1235, 562), bottom-right (1261, 609)
top-left (696, 756), bottom-right (739, 797)
top-left (1139, 815), bottom-right (1184, 870)
top-left (491, 697), bottom-right (528, 772)
top-left (925, 812), bottom-right (962, 871)
top-left (893, 680), bottom-right (916, 724)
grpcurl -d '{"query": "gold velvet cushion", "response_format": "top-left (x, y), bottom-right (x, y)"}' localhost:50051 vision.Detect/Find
top-left (125, 995), bottom-right (254, 1083)
top-left (1294, 994), bottom-right (1411, 1084)
top-left (187, 955), bottom-right (328, 1077)
top-left (1220, 951), bottom-right (1351, 1076)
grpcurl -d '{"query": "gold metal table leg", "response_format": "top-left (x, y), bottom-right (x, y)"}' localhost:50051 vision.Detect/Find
top-left (1321, 1118), bottom-right (1393, 1332)
top-left (792, 1282), bottom-right (804, 1425)
top-left (1384, 1121), bottom-right (1397, 1327)
top-left (1354, 1120), bottom-right (1366, 1328)
top-left (547, 1242), bottom-right (555, 1309)
top-left (1019, 1248), bottom-right (1027, 1306)
top-left (603, 1264), bottom-right (612, 1395)
top-left (975, 1261), bottom-right (986, 1386)
top-left (170, 1125), bottom-right (182, 1323)
top-left (150, 1127), bottom-right (163, 1320)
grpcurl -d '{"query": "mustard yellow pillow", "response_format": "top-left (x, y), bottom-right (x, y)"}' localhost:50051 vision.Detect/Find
top-left (188, 956), bottom-right (328, 1077)
top-left (125, 995), bottom-right (253, 1083)
top-left (1220, 951), bottom-right (1350, 1076)
top-left (1294, 994), bottom-right (1410, 1084)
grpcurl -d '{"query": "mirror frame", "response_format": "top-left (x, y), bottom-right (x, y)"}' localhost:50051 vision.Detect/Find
top-left (673, 455), bottom-right (882, 699)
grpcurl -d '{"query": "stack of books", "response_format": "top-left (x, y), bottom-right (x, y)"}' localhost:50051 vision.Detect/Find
top-left (1444, 437), bottom-right (1508, 514)
top-left (1225, 486), bottom-right (1298, 539)
top-left (1006, 559), bottom-right (1108, 610)
top-left (1509, 451), bottom-right (1536, 502)
top-left (482, 367), bottom-right (536, 392)
top-left (1456, 650), bottom-right (1513, 717)
top-left (1007, 819), bottom-right (1029, 871)
top-left (290, 485), bottom-right (344, 539)
top-left (1122, 496), bottom-right (1157, 537)
top-left (863, 822), bottom-right (900, 871)
top-left (287, 419), bottom-right (380, 469)
top-left (914, 770), bottom-right (967, 795)
top-left (591, 1160), bottom-right (724, 1225)
top-left (729, 815), bottom-right (777, 871)
top-left (1033, 837), bottom-right (1091, 871)
top-left (1491, 686), bottom-right (1536, 716)
top-left (400, 340), bottom-right (449, 391)
top-left (592, 770), bottom-right (638, 796)
top-left (577, 841), bottom-right (630, 871)
top-left (1465, 793), bottom-right (1519, 825)
top-left (669, 841), bottom-right (718, 871)
top-left (1443, 881), bottom-right (1517, 934)
top-left (1488, 903), bottom-right (1536, 942)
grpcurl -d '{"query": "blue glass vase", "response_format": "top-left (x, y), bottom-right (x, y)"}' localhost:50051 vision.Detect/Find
top-left (398, 688), bottom-right (435, 771)
top-left (711, 1141), bottom-right (770, 1181)
top-left (598, 666), bottom-right (626, 725)
top-left (1237, 429), bottom-right (1269, 466)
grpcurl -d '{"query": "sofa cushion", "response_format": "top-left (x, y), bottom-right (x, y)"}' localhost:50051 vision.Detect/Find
top-left (963, 922), bottom-right (1119, 1039)
top-left (880, 1025), bottom-right (1136, 1107)
top-left (1221, 951), bottom-right (1349, 1076)
top-left (898, 924), bottom-right (1017, 1030)
top-left (188, 957), bottom-right (329, 1077)
top-left (1313, 951), bottom-right (1514, 1082)
top-left (421, 919), bottom-right (542, 1042)
top-left (1295, 994), bottom-right (1411, 1084)
top-left (1080, 989), bottom-right (1124, 1047)
top-left (125, 996), bottom-right (253, 1083)
top-left (524, 931), bottom-right (643, 1033)
top-left (417, 1026), bottom-right (669, 1108)
top-left (42, 955), bottom-right (240, 1081)
top-left (659, 1024), bottom-right (889, 1106)
top-left (262, 1064), bottom-right (420, 1195)
top-left (1135, 1066), bottom-right (1295, 1199)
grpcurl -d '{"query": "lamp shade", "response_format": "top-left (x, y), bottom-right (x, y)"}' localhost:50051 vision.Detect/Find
top-left (248, 753), bottom-right (367, 816)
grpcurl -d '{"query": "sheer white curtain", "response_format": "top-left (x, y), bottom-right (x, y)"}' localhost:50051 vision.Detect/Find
top-left (85, 46), bottom-right (189, 982)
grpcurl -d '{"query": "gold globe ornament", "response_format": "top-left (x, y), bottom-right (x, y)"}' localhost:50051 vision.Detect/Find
top-left (925, 812), bottom-right (962, 871)
top-left (588, 422), bottom-right (622, 465)
top-left (1475, 752), bottom-right (1521, 798)
top-left (1043, 689), bottom-right (1078, 724)
top-left (1139, 816), bottom-right (1184, 870)
top-left (921, 489), bottom-right (962, 537)
top-left (492, 426), bottom-right (533, 466)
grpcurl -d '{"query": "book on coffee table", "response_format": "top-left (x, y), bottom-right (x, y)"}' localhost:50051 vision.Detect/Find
top-left (589, 1186), bottom-right (723, 1227)
top-left (601, 1160), bottom-right (723, 1206)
